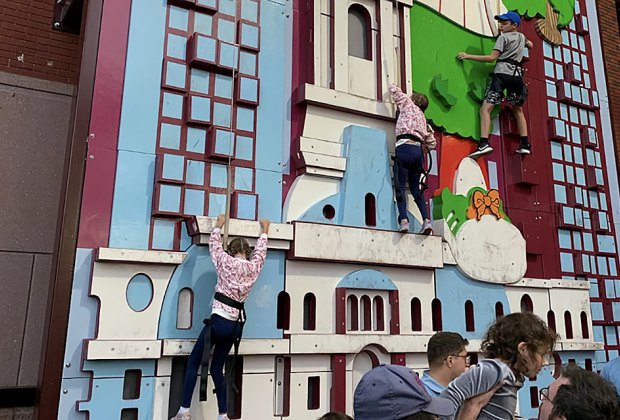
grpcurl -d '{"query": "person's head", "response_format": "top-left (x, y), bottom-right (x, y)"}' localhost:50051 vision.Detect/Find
top-left (227, 237), bottom-right (251, 259)
top-left (427, 332), bottom-right (470, 378)
top-left (494, 11), bottom-right (520, 33)
top-left (318, 412), bottom-right (353, 420)
top-left (354, 365), bottom-right (454, 420)
top-left (482, 312), bottom-right (557, 380)
top-left (410, 92), bottom-right (429, 111)
top-left (537, 365), bottom-right (620, 420)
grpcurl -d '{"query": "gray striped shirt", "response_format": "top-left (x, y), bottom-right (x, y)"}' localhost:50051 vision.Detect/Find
top-left (439, 359), bottom-right (522, 420)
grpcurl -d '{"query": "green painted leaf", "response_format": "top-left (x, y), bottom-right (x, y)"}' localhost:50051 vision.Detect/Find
top-left (549, 0), bottom-right (576, 27)
top-left (501, 0), bottom-right (546, 19)
top-left (431, 74), bottom-right (458, 108)
top-left (467, 81), bottom-right (487, 103)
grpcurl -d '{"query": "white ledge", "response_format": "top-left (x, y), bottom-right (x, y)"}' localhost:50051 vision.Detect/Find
top-left (96, 248), bottom-right (187, 265)
top-left (163, 339), bottom-right (290, 356)
top-left (86, 339), bottom-right (162, 360)
top-left (508, 278), bottom-right (590, 290)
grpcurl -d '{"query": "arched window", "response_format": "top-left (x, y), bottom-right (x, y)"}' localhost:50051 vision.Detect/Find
top-left (547, 310), bottom-right (557, 333)
top-left (348, 4), bottom-right (372, 60)
top-left (303, 293), bottom-right (316, 331)
top-left (176, 288), bottom-right (193, 329)
top-left (529, 386), bottom-right (539, 409)
top-left (465, 300), bottom-right (475, 332)
top-left (373, 296), bottom-right (384, 331)
top-left (277, 291), bottom-right (290, 330)
top-left (365, 193), bottom-right (376, 226)
top-left (552, 352), bottom-right (562, 379)
top-left (564, 311), bottom-right (573, 339)
top-left (580, 311), bottom-right (589, 339)
top-left (361, 295), bottom-right (372, 331)
top-left (495, 302), bottom-right (504, 318)
top-left (431, 299), bottom-right (442, 332)
top-left (347, 295), bottom-right (359, 331)
top-left (585, 358), bottom-right (593, 371)
top-left (520, 294), bottom-right (533, 313)
top-left (411, 298), bottom-right (422, 331)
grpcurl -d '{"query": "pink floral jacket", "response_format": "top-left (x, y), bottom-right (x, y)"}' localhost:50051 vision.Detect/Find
top-left (389, 84), bottom-right (436, 150)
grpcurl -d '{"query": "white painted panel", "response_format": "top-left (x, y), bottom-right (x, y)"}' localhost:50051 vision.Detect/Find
top-left (292, 222), bottom-right (444, 268)
top-left (454, 158), bottom-right (488, 194)
top-left (191, 217), bottom-right (293, 240)
top-left (505, 286), bottom-right (550, 321)
top-left (241, 374), bottom-right (282, 419)
top-left (300, 136), bottom-right (344, 156)
top-left (348, 56), bottom-right (376, 99)
top-left (333, 0), bottom-right (348, 90)
top-left (86, 339), bottom-right (161, 360)
top-left (289, 372), bottom-right (332, 419)
top-left (301, 83), bottom-right (395, 120)
top-left (291, 354), bottom-right (332, 372)
top-left (548, 287), bottom-right (592, 340)
top-left (162, 338), bottom-right (290, 356)
top-left (300, 151), bottom-right (347, 171)
top-left (243, 355), bottom-right (278, 373)
top-left (96, 248), bottom-right (187, 264)
top-left (152, 377), bottom-right (170, 420)
top-left (290, 333), bottom-right (434, 354)
top-left (283, 174), bottom-right (340, 222)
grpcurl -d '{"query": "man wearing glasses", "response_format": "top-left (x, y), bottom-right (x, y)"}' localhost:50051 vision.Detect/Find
top-left (421, 332), bottom-right (471, 397)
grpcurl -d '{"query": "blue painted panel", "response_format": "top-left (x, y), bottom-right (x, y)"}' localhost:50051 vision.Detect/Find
top-left (572, 231), bottom-right (582, 250)
top-left (239, 51), bottom-right (257, 76)
top-left (218, 42), bottom-right (239, 69)
top-left (214, 129), bottom-right (233, 155)
top-left (241, 23), bottom-right (259, 49)
top-left (598, 235), bottom-right (616, 254)
top-left (210, 164), bottom-right (228, 188)
top-left (126, 274), bottom-right (154, 312)
top-left (558, 229), bottom-right (571, 249)
top-left (152, 218), bottom-right (176, 250)
top-left (208, 193), bottom-right (226, 216)
top-left (184, 189), bottom-right (205, 216)
top-left (234, 167), bottom-right (253, 191)
top-left (167, 34), bottom-right (187, 60)
top-left (435, 265), bottom-right (510, 340)
top-left (594, 325), bottom-right (604, 342)
top-left (611, 350), bottom-right (620, 359)
top-left (196, 0), bottom-right (217, 8)
top-left (62, 249), bottom-right (97, 379)
top-left (582, 254), bottom-right (591, 273)
top-left (117, 0), bottom-right (166, 154)
top-left (255, 168), bottom-right (282, 220)
top-left (240, 77), bottom-right (258, 102)
top-left (217, 17), bottom-right (236, 43)
top-left (78, 377), bottom-right (155, 420)
top-left (165, 61), bottom-right (186, 89)
top-left (606, 326), bottom-right (618, 345)
top-left (615, 280), bottom-right (620, 296)
top-left (58, 378), bottom-right (89, 420)
top-left (213, 102), bottom-right (232, 128)
top-left (159, 185), bottom-right (181, 213)
top-left (110, 151), bottom-right (155, 249)
top-left (169, 6), bottom-right (189, 31)
top-left (236, 107), bottom-right (254, 131)
top-left (160, 123), bottom-right (181, 150)
top-left (599, 256), bottom-right (609, 275)
top-left (554, 184), bottom-right (567, 204)
top-left (197, 36), bottom-right (217, 62)
top-left (218, 0), bottom-right (236, 16)
top-left (236, 194), bottom-right (257, 219)
top-left (337, 269), bottom-right (398, 290)
top-left (162, 92), bottom-right (184, 119)
top-left (235, 135), bottom-right (253, 160)
top-left (180, 221), bottom-right (193, 251)
top-left (162, 154), bottom-right (185, 181)
top-left (186, 160), bottom-right (205, 186)
top-left (517, 365), bottom-right (555, 420)
top-left (190, 96), bottom-right (211, 123)
top-left (214, 74), bottom-right (233, 99)
top-left (186, 127), bottom-right (206, 153)
top-left (613, 303), bottom-right (620, 322)
top-left (610, 259), bottom-right (618, 276)
top-left (583, 232), bottom-right (595, 251)
top-left (82, 360), bottom-right (156, 378)
top-left (190, 69), bottom-right (210, 95)
top-left (241, 0), bottom-right (258, 22)
top-left (194, 12), bottom-right (213, 35)
top-left (590, 280), bottom-right (600, 298)
top-left (560, 252), bottom-right (574, 272)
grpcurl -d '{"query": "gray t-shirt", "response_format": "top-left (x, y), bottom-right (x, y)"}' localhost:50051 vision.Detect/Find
top-left (493, 31), bottom-right (526, 76)
top-left (439, 359), bottom-right (522, 420)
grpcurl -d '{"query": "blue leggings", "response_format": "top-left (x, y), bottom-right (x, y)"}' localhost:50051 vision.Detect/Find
top-left (181, 314), bottom-right (241, 414)
top-left (395, 143), bottom-right (429, 222)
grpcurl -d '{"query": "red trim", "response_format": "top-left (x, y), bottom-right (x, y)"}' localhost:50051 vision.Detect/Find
top-left (389, 290), bottom-right (400, 334)
top-left (77, 0), bottom-right (132, 248)
top-left (391, 353), bottom-right (406, 366)
top-left (398, 5), bottom-right (407, 88)
top-left (330, 354), bottom-right (346, 412)
top-left (335, 288), bottom-right (347, 334)
top-left (373, 1), bottom-right (382, 100)
top-left (283, 357), bottom-right (291, 416)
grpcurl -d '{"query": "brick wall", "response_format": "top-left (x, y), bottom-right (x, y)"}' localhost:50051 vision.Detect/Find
top-left (0, 0), bottom-right (81, 84)
top-left (596, 0), bottom-right (620, 173)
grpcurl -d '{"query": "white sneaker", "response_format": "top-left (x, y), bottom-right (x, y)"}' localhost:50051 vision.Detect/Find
top-left (171, 412), bottom-right (191, 420)
top-left (420, 219), bottom-right (433, 235)
top-left (468, 142), bottom-right (493, 158)
top-left (399, 220), bottom-right (410, 232)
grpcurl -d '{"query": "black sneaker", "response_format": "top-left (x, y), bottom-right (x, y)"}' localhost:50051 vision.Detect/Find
top-left (515, 143), bottom-right (531, 154)
top-left (468, 142), bottom-right (493, 158)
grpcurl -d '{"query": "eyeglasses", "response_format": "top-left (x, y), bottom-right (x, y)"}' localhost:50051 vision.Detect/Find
top-left (539, 387), bottom-right (554, 403)
top-left (449, 354), bottom-right (471, 364)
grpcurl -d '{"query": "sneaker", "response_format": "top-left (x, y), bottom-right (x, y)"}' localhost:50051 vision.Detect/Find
top-left (170, 413), bottom-right (191, 420)
top-left (468, 142), bottom-right (493, 158)
top-left (420, 219), bottom-right (433, 235)
top-left (515, 143), bottom-right (531, 154)
top-left (399, 220), bottom-right (410, 232)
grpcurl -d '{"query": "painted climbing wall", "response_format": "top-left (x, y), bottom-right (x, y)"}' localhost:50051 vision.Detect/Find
top-left (58, 0), bottom-right (620, 419)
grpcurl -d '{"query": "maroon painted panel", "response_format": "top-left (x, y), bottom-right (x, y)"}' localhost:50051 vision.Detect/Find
top-left (335, 288), bottom-right (346, 334)
top-left (330, 354), bottom-right (346, 413)
top-left (389, 290), bottom-right (399, 335)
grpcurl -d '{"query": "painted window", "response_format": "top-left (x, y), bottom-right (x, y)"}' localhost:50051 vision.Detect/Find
top-left (361, 295), bottom-right (372, 331)
top-left (495, 302), bottom-right (504, 318)
top-left (411, 298), bottom-right (422, 331)
top-left (303, 293), bottom-right (317, 331)
top-left (547, 310), bottom-right (557, 333)
top-left (465, 300), bottom-right (475, 332)
top-left (373, 296), bottom-right (384, 331)
top-left (348, 4), bottom-right (372, 60)
top-left (585, 358), bottom-right (592, 371)
top-left (580, 311), bottom-right (589, 339)
top-left (347, 295), bottom-right (359, 331)
top-left (365, 193), bottom-right (376, 226)
top-left (529, 386), bottom-right (539, 409)
top-left (122, 370), bottom-right (141, 400)
top-left (277, 291), bottom-right (290, 330)
top-left (176, 288), bottom-right (193, 329)
top-left (307, 376), bottom-right (320, 410)
top-left (564, 311), bottom-right (574, 339)
top-left (520, 294), bottom-right (534, 313)
top-left (431, 298), bottom-right (442, 332)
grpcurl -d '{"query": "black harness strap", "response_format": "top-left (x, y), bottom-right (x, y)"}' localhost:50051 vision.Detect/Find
top-left (198, 292), bottom-right (246, 401)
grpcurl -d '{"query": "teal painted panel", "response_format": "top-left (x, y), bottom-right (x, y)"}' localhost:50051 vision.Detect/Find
top-left (152, 218), bottom-right (175, 250)
top-left (126, 274), bottom-right (153, 312)
top-left (186, 127), bottom-right (207, 153)
top-left (160, 123), bottom-right (181, 150)
top-left (337, 269), bottom-right (398, 291)
top-left (78, 376), bottom-right (155, 420)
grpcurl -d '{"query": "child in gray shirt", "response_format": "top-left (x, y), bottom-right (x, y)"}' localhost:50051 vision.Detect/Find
top-left (439, 312), bottom-right (557, 419)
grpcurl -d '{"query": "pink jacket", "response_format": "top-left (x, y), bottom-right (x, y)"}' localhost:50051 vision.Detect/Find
top-left (209, 228), bottom-right (268, 318)
top-left (389, 84), bottom-right (436, 150)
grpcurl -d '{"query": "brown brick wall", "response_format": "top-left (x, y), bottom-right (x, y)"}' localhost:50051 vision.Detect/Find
top-left (0, 0), bottom-right (81, 84)
top-left (596, 0), bottom-right (620, 175)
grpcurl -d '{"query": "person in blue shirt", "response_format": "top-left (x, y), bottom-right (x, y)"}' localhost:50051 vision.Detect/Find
top-left (601, 356), bottom-right (620, 397)
top-left (421, 332), bottom-right (470, 397)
